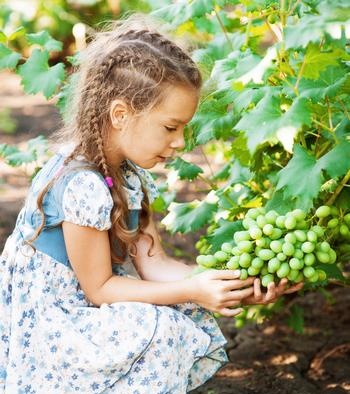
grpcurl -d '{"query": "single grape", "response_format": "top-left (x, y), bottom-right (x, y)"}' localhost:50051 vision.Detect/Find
top-left (231, 246), bottom-right (242, 256)
top-left (294, 272), bottom-right (304, 283)
top-left (294, 230), bottom-right (307, 242)
top-left (255, 246), bottom-right (262, 255)
top-left (304, 253), bottom-right (316, 266)
top-left (275, 216), bottom-right (286, 229)
top-left (263, 223), bottom-right (274, 236)
top-left (317, 270), bottom-right (327, 281)
top-left (289, 257), bottom-right (304, 270)
top-left (294, 249), bottom-right (304, 260)
top-left (251, 257), bottom-right (264, 269)
top-left (315, 205), bottom-right (331, 218)
top-left (270, 228), bottom-right (283, 240)
top-left (227, 256), bottom-right (240, 270)
top-left (261, 266), bottom-right (269, 276)
top-left (340, 224), bottom-right (350, 237)
top-left (276, 262), bottom-right (290, 278)
top-left (330, 206), bottom-right (339, 216)
top-left (196, 255), bottom-right (207, 265)
top-left (329, 249), bottom-right (337, 264)
top-left (256, 215), bottom-right (267, 228)
top-left (311, 225), bottom-right (325, 238)
top-left (296, 220), bottom-right (309, 230)
top-left (319, 241), bottom-right (330, 253)
top-left (277, 252), bottom-right (287, 261)
top-left (316, 251), bottom-right (330, 264)
top-left (256, 238), bottom-right (267, 248)
top-left (270, 240), bottom-right (283, 253)
top-left (287, 269), bottom-right (299, 282)
top-left (240, 269), bottom-right (248, 280)
top-left (258, 249), bottom-right (276, 261)
top-left (291, 209), bottom-right (306, 221)
top-left (238, 240), bottom-right (253, 253)
top-left (242, 217), bottom-right (256, 230)
top-left (344, 213), bottom-right (350, 225)
top-left (265, 210), bottom-right (279, 224)
top-left (234, 231), bottom-right (250, 243)
top-left (249, 226), bottom-right (263, 240)
top-left (307, 231), bottom-right (317, 243)
top-left (285, 216), bottom-right (297, 230)
top-left (221, 242), bottom-right (233, 254)
top-left (268, 258), bottom-right (281, 273)
top-left (197, 255), bottom-right (218, 268)
top-left (261, 274), bottom-right (274, 287)
top-left (214, 251), bottom-right (229, 262)
top-left (239, 252), bottom-right (252, 268)
top-left (282, 242), bottom-right (295, 256)
top-left (284, 232), bottom-right (297, 244)
top-left (248, 266), bottom-right (260, 276)
top-left (301, 241), bottom-right (315, 254)
top-left (303, 266), bottom-right (315, 279)
top-left (327, 218), bottom-right (339, 229)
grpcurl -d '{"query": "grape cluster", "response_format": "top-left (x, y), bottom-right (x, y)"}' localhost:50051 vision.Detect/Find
top-left (196, 206), bottom-right (338, 287)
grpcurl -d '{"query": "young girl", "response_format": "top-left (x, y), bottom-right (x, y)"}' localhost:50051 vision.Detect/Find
top-left (0, 14), bottom-right (302, 394)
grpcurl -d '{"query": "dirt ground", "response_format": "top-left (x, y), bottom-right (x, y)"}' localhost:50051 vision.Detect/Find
top-left (1, 72), bottom-right (349, 394)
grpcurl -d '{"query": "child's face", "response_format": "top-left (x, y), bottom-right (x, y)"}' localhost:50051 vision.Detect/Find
top-left (106, 84), bottom-right (199, 169)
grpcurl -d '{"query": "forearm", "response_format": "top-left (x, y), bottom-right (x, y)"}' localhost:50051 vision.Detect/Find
top-left (134, 254), bottom-right (197, 282)
top-left (92, 275), bottom-right (193, 307)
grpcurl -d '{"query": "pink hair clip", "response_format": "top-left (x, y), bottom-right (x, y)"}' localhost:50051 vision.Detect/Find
top-left (105, 176), bottom-right (114, 188)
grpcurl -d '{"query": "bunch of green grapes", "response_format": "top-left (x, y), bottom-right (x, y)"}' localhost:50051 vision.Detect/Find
top-left (196, 206), bottom-right (339, 287)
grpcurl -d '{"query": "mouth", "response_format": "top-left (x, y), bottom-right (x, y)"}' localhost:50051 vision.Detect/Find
top-left (157, 155), bottom-right (171, 162)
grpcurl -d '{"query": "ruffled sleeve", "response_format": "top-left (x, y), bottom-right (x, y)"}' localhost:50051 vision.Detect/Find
top-left (62, 171), bottom-right (113, 231)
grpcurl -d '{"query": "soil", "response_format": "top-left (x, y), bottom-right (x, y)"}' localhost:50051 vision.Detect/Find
top-left (1, 71), bottom-right (349, 394)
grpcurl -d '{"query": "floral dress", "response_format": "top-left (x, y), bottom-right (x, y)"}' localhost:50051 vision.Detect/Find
top-left (0, 149), bottom-right (228, 394)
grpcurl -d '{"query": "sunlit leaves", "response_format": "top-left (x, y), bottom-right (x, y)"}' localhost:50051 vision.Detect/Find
top-left (17, 49), bottom-right (65, 98)
top-left (26, 31), bottom-right (63, 52)
top-left (0, 44), bottom-right (21, 70)
top-left (165, 157), bottom-right (203, 181)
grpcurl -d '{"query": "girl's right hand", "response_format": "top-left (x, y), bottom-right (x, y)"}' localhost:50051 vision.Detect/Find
top-left (188, 269), bottom-right (255, 317)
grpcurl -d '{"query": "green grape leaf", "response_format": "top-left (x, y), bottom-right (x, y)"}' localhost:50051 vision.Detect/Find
top-left (287, 305), bottom-right (304, 334)
top-left (161, 200), bottom-right (218, 233)
top-left (8, 26), bottom-right (25, 41)
top-left (17, 49), bottom-right (65, 98)
top-left (231, 133), bottom-right (251, 166)
top-left (302, 43), bottom-right (348, 80)
top-left (165, 157), bottom-right (203, 181)
top-left (26, 31), bottom-right (63, 52)
top-left (0, 44), bottom-right (21, 70)
top-left (318, 139), bottom-right (350, 179)
top-left (207, 219), bottom-right (243, 252)
top-left (0, 143), bottom-right (19, 158)
top-left (275, 145), bottom-right (323, 211)
top-left (0, 31), bottom-right (6, 43)
top-left (235, 94), bottom-right (312, 154)
top-left (4, 150), bottom-right (36, 166)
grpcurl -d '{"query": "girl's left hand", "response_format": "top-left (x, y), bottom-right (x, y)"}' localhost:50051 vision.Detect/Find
top-left (242, 278), bottom-right (304, 306)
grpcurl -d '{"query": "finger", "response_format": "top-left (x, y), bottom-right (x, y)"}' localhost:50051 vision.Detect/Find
top-left (222, 277), bottom-right (255, 291)
top-left (224, 286), bottom-right (254, 301)
top-left (210, 269), bottom-right (241, 280)
top-left (265, 282), bottom-right (277, 302)
top-left (222, 299), bottom-right (242, 308)
top-left (219, 307), bottom-right (244, 318)
top-left (253, 278), bottom-right (262, 300)
top-left (276, 278), bottom-right (288, 295)
top-left (284, 282), bottom-right (304, 294)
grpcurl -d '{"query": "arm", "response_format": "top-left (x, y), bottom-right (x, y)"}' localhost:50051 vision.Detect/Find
top-left (132, 215), bottom-right (196, 282)
top-left (62, 221), bottom-right (193, 307)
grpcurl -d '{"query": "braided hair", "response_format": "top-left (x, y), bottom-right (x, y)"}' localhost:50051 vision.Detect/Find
top-left (35, 14), bottom-right (203, 263)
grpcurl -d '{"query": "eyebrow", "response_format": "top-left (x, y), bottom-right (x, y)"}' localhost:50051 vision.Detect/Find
top-left (168, 117), bottom-right (188, 125)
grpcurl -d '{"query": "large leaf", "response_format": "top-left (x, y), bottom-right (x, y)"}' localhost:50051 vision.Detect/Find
top-left (26, 31), bottom-right (63, 52)
top-left (161, 200), bottom-right (218, 233)
top-left (235, 93), bottom-right (312, 154)
top-left (165, 157), bottom-right (203, 181)
top-left (0, 44), bottom-right (21, 70)
top-left (17, 49), bottom-right (65, 98)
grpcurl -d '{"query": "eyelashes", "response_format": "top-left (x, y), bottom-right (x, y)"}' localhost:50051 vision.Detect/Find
top-left (164, 126), bottom-right (177, 132)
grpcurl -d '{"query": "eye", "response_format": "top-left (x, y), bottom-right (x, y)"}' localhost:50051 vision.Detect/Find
top-left (164, 126), bottom-right (177, 132)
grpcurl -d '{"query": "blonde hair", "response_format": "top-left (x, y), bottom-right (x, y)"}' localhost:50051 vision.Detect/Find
top-left (29, 13), bottom-right (203, 263)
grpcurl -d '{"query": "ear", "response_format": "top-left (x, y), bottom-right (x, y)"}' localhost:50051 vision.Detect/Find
top-left (109, 99), bottom-right (130, 129)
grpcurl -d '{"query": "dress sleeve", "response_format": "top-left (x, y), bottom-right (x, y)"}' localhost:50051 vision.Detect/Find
top-left (62, 171), bottom-right (113, 231)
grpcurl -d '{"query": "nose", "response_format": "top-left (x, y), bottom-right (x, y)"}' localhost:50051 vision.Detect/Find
top-left (170, 130), bottom-right (185, 151)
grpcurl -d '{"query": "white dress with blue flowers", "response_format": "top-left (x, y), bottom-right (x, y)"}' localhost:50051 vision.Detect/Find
top-left (0, 152), bottom-right (228, 394)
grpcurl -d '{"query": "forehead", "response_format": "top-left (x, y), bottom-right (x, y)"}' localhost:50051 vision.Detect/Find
top-left (154, 85), bottom-right (199, 123)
